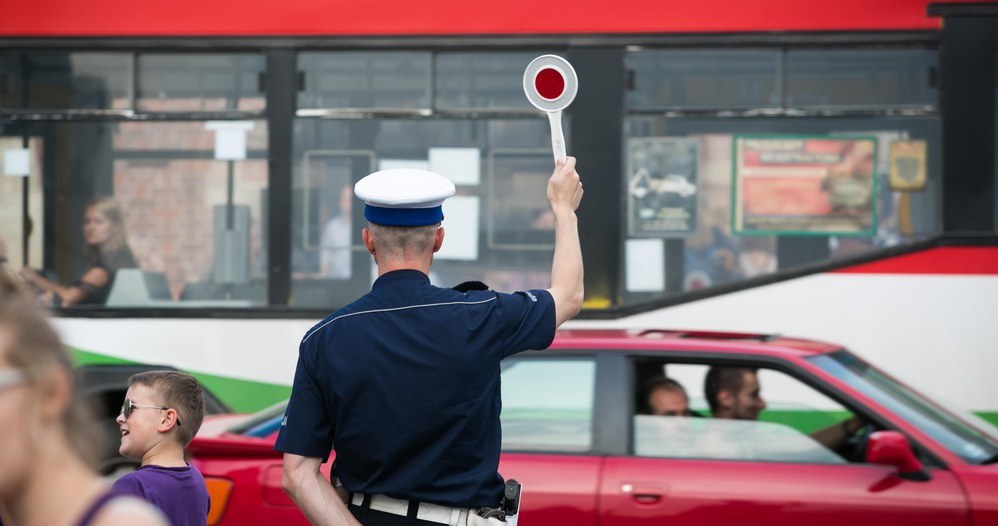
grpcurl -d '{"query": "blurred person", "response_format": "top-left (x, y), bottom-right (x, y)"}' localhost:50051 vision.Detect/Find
top-left (737, 236), bottom-right (776, 279)
top-left (0, 273), bottom-right (167, 526)
top-left (320, 185), bottom-right (353, 279)
top-left (113, 371), bottom-right (210, 526)
top-left (642, 376), bottom-right (693, 417)
top-left (20, 196), bottom-right (137, 307)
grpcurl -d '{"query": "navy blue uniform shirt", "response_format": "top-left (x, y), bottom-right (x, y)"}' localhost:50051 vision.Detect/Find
top-left (275, 269), bottom-right (556, 508)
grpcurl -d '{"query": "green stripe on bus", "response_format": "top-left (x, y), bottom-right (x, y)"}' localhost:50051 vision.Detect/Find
top-left (977, 412), bottom-right (998, 427)
top-left (69, 347), bottom-right (290, 413)
top-left (72, 348), bottom-right (135, 366)
top-left (195, 373), bottom-right (291, 413)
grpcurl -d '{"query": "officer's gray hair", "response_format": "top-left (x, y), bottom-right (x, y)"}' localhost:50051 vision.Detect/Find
top-left (368, 222), bottom-right (440, 259)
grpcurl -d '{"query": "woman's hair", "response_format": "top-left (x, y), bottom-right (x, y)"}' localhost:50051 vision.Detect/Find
top-left (83, 196), bottom-right (130, 263)
top-left (0, 272), bottom-right (104, 468)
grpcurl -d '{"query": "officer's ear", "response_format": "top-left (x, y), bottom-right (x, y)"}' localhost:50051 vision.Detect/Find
top-left (432, 227), bottom-right (445, 253)
top-left (362, 228), bottom-right (376, 256)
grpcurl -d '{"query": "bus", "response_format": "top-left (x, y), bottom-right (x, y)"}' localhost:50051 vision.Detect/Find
top-left (1, 0), bottom-right (996, 426)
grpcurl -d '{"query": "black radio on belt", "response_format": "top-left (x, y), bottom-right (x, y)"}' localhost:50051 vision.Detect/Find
top-left (502, 479), bottom-right (521, 517)
top-left (475, 479), bottom-right (522, 522)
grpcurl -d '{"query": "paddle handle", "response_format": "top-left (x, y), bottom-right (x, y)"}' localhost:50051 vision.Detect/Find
top-left (547, 110), bottom-right (566, 162)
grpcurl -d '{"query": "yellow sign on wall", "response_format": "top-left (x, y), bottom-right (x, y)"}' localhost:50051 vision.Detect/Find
top-left (889, 140), bottom-right (927, 191)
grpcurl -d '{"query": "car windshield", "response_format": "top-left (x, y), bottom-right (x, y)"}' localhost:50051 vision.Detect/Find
top-left (809, 350), bottom-right (998, 464)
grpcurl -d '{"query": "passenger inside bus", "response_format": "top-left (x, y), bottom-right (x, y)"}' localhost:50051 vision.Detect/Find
top-left (20, 196), bottom-right (138, 307)
top-left (320, 184), bottom-right (353, 279)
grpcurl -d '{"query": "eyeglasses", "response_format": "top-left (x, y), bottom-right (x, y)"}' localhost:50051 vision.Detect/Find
top-left (120, 399), bottom-right (181, 426)
top-left (0, 369), bottom-right (26, 391)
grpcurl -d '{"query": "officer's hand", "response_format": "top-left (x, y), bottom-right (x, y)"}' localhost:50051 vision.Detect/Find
top-left (547, 156), bottom-right (583, 214)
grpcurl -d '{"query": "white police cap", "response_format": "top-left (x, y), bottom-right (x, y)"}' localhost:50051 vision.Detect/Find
top-left (354, 168), bottom-right (456, 226)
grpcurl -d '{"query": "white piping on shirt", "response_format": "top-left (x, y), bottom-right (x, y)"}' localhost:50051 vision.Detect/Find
top-left (302, 296), bottom-right (498, 344)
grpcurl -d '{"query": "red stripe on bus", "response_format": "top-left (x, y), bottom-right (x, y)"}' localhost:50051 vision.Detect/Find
top-left (833, 247), bottom-right (998, 275)
top-left (0, 0), bottom-right (964, 37)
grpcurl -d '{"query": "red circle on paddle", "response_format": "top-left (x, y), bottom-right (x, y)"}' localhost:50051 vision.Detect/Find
top-left (534, 68), bottom-right (565, 101)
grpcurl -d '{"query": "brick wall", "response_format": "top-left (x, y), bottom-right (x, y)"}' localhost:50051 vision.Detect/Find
top-left (111, 121), bottom-right (268, 299)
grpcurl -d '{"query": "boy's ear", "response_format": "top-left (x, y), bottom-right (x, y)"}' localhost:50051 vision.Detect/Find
top-left (158, 408), bottom-right (181, 433)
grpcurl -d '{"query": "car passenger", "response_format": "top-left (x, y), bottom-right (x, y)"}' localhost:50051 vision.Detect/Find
top-left (642, 376), bottom-right (693, 417)
top-left (704, 366), bottom-right (865, 450)
top-left (704, 366), bottom-right (766, 420)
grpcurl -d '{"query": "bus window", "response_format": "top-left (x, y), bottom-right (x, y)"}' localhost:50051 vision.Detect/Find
top-left (0, 136), bottom-right (44, 272)
top-left (9, 120), bottom-right (269, 309)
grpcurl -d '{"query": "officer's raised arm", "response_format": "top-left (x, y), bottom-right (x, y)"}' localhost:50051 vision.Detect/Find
top-left (545, 156), bottom-right (585, 327)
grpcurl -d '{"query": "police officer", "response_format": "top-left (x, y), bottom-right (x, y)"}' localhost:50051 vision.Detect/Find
top-left (277, 157), bottom-right (584, 526)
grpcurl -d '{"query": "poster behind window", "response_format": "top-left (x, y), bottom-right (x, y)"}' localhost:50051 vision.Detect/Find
top-left (732, 135), bottom-right (877, 236)
top-left (627, 137), bottom-right (699, 238)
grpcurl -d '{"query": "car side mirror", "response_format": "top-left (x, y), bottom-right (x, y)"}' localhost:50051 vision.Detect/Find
top-left (866, 430), bottom-right (930, 481)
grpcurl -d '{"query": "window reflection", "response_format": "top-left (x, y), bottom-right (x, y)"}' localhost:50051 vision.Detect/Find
top-left (624, 117), bottom-right (941, 298)
top-left (786, 50), bottom-right (937, 109)
top-left (435, 52), bottom-right (552, 111)
top-left (488, 151), bottom-right (555, 249)
top-left (626, 50), bottom-right (780, 110)
top-left (0, 52), bottom-right (132, 110)
top-left (136, 54), bottom-right (266, 112)
top-left (297, 52), bottom-right (432, 110)
top-left (501, 358), bottom-right (595, 452)
top-left (110, 121), bottom-right (269, 306)
top-left (0, 137), bottom-right (43, 270)
top-left (4, 121), bottom-right (270, 308)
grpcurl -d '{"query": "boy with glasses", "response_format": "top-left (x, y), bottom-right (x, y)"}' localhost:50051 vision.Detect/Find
top-left (113, 371), bottom-right (210, 526)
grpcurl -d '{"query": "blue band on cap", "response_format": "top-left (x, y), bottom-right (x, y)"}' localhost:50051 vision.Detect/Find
top-left (364, 204), bottom-right (444, 226)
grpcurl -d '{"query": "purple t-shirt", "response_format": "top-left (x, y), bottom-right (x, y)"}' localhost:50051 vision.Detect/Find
top-left (111, 464), bottom-right (210, 526)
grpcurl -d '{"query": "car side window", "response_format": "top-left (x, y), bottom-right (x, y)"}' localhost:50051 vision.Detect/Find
top-left (501, 357), bottom-right (596, 452)
top-left (634, 416), bottom-right (847, 464)
top-left (633, 361), bottom-right (869, 464)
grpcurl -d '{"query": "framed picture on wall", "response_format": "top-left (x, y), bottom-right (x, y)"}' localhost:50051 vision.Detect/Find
top-left (732, 135), bottom-right (877, 236)
top-left (626, 137), bottom-right (700, 237)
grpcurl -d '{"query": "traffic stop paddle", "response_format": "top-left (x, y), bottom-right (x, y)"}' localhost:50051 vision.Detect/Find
top-left (523, 55), bottom-right (578, 162)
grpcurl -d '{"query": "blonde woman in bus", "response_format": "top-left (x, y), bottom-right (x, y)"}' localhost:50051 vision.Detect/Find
top-left (20, 196), bottom-right (137, 307)
top-left (0, 276), bottom-right (167, 526)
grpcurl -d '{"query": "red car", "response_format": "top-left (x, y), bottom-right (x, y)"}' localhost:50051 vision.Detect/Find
top-left (189, 329), bottom-right (998, 526)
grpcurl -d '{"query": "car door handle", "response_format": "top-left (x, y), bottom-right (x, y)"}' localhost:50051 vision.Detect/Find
top-left (621, 482), bottom-right (667, 504)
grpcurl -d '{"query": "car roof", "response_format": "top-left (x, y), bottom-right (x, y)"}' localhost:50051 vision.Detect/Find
top-left (550, 329), bottom-right (843, 359)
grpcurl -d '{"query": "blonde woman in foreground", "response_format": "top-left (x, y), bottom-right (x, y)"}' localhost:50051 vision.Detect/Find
top-left (0, 273), bottom-right (167, 526)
